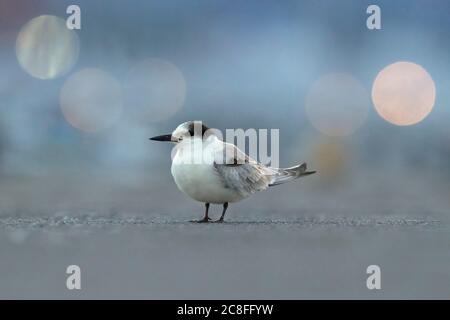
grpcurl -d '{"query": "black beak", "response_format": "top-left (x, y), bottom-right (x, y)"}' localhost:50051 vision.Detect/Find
top-left (149, 134), bottom-right (173, 142)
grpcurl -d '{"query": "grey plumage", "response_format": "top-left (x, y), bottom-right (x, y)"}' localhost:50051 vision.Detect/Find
top-left (214, 162), bottom-right (273, 197)
top-left (213, 142), bottom-right (316, 197)
top-left (268, 162), bottom-right (316, 186)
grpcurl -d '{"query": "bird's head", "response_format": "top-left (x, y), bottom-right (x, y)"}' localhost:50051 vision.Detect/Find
top-left (150, 121), bottom-right (211, 143)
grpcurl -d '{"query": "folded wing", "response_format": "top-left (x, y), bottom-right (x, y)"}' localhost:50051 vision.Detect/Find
top-left (212, 142), bottom-right (275, 197)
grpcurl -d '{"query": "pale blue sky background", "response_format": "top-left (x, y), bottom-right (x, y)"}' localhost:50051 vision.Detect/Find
top-left (0, 0), bottom-right (449, 207)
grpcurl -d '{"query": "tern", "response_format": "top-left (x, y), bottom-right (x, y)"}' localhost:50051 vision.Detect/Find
top-left (150, 121), bottom-right (316, 223)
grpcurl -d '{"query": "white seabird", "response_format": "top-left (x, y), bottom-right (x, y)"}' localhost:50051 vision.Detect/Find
top-left (150, 121), bottom-right (315, 222)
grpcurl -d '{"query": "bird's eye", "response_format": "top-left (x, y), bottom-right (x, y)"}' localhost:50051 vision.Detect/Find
top-left (178, 137), bottom-right (183, 141)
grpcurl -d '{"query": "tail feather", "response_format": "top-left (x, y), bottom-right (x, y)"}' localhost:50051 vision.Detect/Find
top-left (269, 162), bottom-right (316, 187)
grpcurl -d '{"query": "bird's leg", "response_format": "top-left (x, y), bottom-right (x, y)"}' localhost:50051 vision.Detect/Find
top-left (215, 203), bottom-right (228, 223)
top-left (191, 203), bottom-right (211, 223)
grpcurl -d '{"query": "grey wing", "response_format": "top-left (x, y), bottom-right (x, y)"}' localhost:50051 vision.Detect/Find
top-left (212, 142), bottom-right (275, 197)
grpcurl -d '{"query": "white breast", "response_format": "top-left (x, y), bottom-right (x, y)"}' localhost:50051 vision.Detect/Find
top-left (170, 138), bottom-right (245, 204)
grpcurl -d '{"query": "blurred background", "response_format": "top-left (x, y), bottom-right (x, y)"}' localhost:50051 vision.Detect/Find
top-left (0, 0), bottom-right (449, 299)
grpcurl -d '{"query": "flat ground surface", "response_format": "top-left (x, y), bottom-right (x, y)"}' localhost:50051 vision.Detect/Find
top-left (0, 173), bottom-right (449, 299)
top-left (1, 216), bottom-right (449, 299)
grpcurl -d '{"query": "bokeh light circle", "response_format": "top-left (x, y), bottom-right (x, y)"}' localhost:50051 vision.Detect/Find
top-left (311, 139), bottom-right (347, 181)
top-left (372, 61), bottom-right (436, 126)
top-left (306, 73), bottom-right (369, 137)
top-left (60, 68), bottom-right (123, 133)
top-left (124, 58), bottom-right (186, 122)
top-left (16, 15), bottom-right (79, 79)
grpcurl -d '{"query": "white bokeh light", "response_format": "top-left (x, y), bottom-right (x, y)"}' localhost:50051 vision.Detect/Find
top-left (372, 61), bottom-right (436, 126)
top-left (124, 58), bottom-right (186, 122)
top-left (16, 15), bottom-right (79, 80)
top-left (305, 73), bottom-right (369, 137)
top-left (60, 68), bottom-right (123, 133)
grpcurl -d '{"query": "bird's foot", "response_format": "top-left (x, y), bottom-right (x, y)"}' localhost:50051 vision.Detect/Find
top-left (213, 218), bottom-right (225, 223)
top-left (190, 217), bottom-right (211, 223)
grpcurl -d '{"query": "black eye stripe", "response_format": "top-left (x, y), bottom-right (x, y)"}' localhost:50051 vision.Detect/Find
top-left (187, 122), bottom-right (209, 137)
